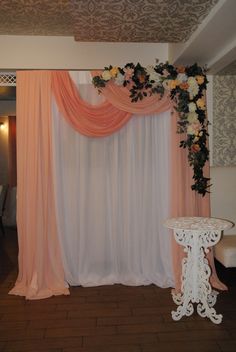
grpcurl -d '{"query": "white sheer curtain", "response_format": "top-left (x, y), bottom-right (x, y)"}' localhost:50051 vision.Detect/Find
top-left (51, 71), bottom-right (174, 288)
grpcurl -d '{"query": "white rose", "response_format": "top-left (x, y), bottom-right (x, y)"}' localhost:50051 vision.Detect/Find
top-left (177, 73), bottom-right (187, 82)
top-left (102, 70), bottom-right (112, 81)
top-left (145, 65), bottom-right (161, 84)
top-left (188, 102), bottom-right (197, 113)
top-left (115, 72), bottom-right (125, 86)
top-left (149, 71), bottom-right (161, 83)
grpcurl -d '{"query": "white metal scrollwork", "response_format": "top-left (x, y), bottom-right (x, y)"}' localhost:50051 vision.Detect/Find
top-left (164, 217), bottom-right (233, 324)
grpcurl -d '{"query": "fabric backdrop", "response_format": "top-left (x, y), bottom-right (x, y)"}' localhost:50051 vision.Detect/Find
top-left (9, 70), bottom-right (225, 299)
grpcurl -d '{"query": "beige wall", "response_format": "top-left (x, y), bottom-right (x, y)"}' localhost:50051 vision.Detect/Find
top-left (0, 36), bottom-right (168, 69)
top-left (0, 116), bottom-right (9, 184)
top-left (208, 75), bottom-right (236, 234)
top-left (210, 166), bottom-right (236, 234)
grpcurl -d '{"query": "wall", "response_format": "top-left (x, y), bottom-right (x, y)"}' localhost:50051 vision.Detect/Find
top-left (0, 101), bottom-right (16, 116)
top-left (0, 116), bottom-right (9, 184)
top-left (210, 166), bottom-right (236, 234)
top-left (0, 36), bottom-right (168, 69)
top-left (212, 75), bottom-right (236, 166)
top-left (209, 75), bottom-right (236, 234)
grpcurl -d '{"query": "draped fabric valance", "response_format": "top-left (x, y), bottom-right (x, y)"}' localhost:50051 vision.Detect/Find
top-left (9, 71), bottom-right (225, 300)
top-left (51, 71), bottom-right (172, 137)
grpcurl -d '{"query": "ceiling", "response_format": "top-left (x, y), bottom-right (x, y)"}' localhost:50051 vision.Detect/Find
top-left (0, 0), bottom-right (219, 42)
top-left (217, 59), bottom-right (236, 75)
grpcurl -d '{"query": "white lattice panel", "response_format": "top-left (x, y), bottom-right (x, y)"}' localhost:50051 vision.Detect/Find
top-left (0, 72), bottom-right (16, 86)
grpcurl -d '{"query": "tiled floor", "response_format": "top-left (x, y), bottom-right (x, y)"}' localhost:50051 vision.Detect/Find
top-left (1, 228), bottom-right (236, 352)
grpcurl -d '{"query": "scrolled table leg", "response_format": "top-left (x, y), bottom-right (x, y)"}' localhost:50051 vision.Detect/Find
top-left (197, 296), bottom-right (222, 324)
top-left (172, 298), bottom-right (194, 321)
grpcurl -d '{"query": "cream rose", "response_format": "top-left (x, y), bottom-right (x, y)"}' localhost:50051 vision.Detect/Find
top-left (102, 70), bottom-right (112, 81)
top-left (188, 102), bottom-right (197, 113)
top-left (187, 112), bottom-right (198, 123)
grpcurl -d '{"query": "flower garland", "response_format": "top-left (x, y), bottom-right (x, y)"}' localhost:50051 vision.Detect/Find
top-left (92, 61), bottom-right (210, 196)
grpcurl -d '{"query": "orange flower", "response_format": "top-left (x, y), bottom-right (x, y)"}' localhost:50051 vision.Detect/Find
top-left (169, 79), bottom-right (180, 90)
top-left (138, 74), bottom-right (146, 83)
top-left (177, 65), bottom-right (185, 73)
top-left (191, 144), bottom-right (200, 153)
top-left (196, 98), bottom-right (205, 110)
top-left (179, 82), bottom-right (189, 90)
top-left (196, 75), bottom-right (205, 85)
top-left (110, 66), bottom-right (119, 78)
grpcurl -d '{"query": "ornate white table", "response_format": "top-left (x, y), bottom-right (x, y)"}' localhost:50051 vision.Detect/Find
top-left (164, 217), bottom-right (233, 324)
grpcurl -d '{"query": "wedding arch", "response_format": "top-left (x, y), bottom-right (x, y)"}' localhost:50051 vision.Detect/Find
top-left (9, 63), bottom-right (223, 300)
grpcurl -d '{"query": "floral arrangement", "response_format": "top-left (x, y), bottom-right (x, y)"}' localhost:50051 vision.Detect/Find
top-left (92, 61), bottom-right (210, 196)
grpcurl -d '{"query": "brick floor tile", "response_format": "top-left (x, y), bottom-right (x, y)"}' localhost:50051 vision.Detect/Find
top-left (4, 337), bottom-right (83, 351)
top-left (97, 315), bottom-right (163, 326)
top-left (56, 302), bottom-right (117, 311)
top-left (45, 326), bottom-right (116, 338)
top-left (83, 333), bottom-right (158, 347)
top-left (158, 329), bottom-right (230, 341)
top-left (0, 328), bottom-right (44, 341)
top-left (141, 341), bottom-right (221, 352)
top-left (117, 321), bottom-right (187, 334)
top-left (63, 345), bottom-right (141, 352)
top-left (217, 339), bottom-right (236, 352)
top-left (29, 318), bottom-right (96, 329)
top-left (68, 307), bottom-right (131, 319)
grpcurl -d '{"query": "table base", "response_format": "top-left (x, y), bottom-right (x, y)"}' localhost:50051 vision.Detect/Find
top-left (171, 289), bottom-right (222, 324)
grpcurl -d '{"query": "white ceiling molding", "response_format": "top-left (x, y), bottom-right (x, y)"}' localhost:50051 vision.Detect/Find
top-left (169, 0), bottom-right (236, 74)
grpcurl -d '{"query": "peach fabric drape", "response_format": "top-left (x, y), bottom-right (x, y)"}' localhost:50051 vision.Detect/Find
top-left (9, 71), bottom-right (69, 299)
top-left (8, 116), bottom-right (17, 187)
top-left (91, 70), bottom-right (172, 115)
top-left (52, 71), bottom-right (132, 137)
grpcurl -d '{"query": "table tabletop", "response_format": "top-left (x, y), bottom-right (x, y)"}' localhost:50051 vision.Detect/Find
top-left (164, 216), bottom-right (233, 232)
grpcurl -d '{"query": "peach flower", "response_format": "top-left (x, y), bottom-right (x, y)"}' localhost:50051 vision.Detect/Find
top-left (191, 144), bottom-right (201, 153)
top-left (187, 120), bottom-right (201, 135)
top-left (162, 69), bottom-right (169, 77)
top-left (124, 67), bottom-right (134, 81)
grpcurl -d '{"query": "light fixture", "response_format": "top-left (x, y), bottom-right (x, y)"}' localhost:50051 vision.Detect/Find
top-left (0, 122), bottom-right (5, 130)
